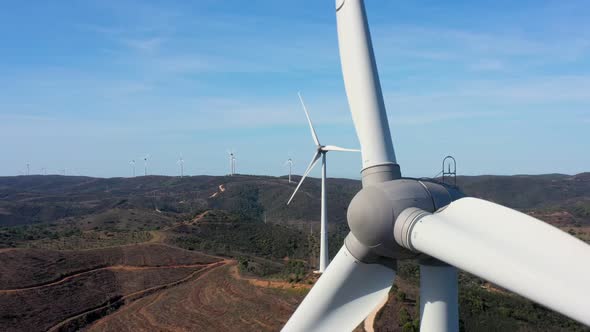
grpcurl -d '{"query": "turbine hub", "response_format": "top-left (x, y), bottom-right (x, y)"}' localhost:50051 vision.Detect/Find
top-left (345, 178), bottom-right (464, 264)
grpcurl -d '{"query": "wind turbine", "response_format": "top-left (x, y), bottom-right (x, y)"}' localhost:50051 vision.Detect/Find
top-left (177, 154), bottom-right (184, 177)
top-left (143, 154), bottom-right (150, 176)
top-left (284, 158), bottom-right (294, 183)
top-left (129, 160), bottom-right (136, 177)
top-left (26, 163), bottom-right (30, 176)
top-left (227, 150), bottom-right (236, 176)
top-left (282, 0), bottom-right (590, 331)
top-left (287, 92), bottom-right (360, 274)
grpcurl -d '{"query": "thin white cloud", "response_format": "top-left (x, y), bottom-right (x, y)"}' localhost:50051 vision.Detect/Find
top-left (123, 37), bottom-right (164, 53)
top-left (469, 59), bottom-right (505, 72)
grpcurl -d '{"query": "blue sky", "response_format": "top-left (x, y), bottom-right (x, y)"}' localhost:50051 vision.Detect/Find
top-left (1, 0), bottom-right (589, 179)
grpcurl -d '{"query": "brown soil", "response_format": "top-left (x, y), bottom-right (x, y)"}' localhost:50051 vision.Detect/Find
top-left (229, 265), bottom-right (311, 291)
top-left (86, 261), bottom-right (304, 332)
top-left (48, 261), bottom-right (228, 332)
top-left (0, 236), bottom-right (306, 332)
top-left (365, 294), bottom-right (390, 332)
top-left (1, 262), bottom-right (221, 332)
top-left (373, 277), bottom-right (420, 332)
top-left (0, 263), bottom-right (210, 293)
top-left (0, 243), bottom-right (217, 290)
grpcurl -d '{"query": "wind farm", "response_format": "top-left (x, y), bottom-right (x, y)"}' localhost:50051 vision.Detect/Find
top-left (1, 1), bottom-right (590, 332)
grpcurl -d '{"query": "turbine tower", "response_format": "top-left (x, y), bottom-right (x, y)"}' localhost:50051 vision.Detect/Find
top-left (26, 163), bottom-right (30, 176)
top-left (287, 92), bottom-right (360, 274)
top-left (282, 0), bottom-right (590, 331)
top-left (129, 160), bottom-right (136, 177)
top-left (284, 158), bottom-right (294, 183)
top-left (177, 154), bottom-right (184, 177)
top-left (143, 154), bottom-right (150, 176)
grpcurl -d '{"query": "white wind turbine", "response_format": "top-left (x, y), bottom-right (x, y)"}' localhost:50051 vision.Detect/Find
top-left (287, 92), bottom-right (360, 274)
top-left (177, 154), bottom-right (185, 177)
top-left (227, 150), bottom-right (236, 176)
top-left (284, 158), bottom-right (294, 183)
top-left (143, 154), bottom-right (150, 176)
top-left (282, 0), bottom-right (590, 331)
top-left (129, 160), bottom-right (136, 177)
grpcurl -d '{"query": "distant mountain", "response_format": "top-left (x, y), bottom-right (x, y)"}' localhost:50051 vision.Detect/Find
top-left (0, 172), bottom-right (589, 228)
top-left (457, 173), bottom-right (590, 226)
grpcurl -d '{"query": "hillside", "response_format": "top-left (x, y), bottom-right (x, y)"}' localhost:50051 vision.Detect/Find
top-left (1, 173), bottom-right (589, 256)
top-left (1, 172), bottom-right (589, 229)
top-left (0, 174), bottom-right (358, 228)
top-left (1, 173), bottom-right (590, 331)
top-left (457, 173), bottom-right (590, 226)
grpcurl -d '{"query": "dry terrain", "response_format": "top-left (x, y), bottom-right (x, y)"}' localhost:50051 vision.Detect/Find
top-left (0, 239), bottom-right (304, 332)
top-left (1, 174), bottom-right (589, 331)
top-left (87, 262), bottom-right (303, 332)
top-left (0, 243), bottom-right (219, 331)
top-left (0, 243), bottom-right (217, 290)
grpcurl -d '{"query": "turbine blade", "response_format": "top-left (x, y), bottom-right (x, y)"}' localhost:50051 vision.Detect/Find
top-left (297, 92), bottom-right (321, 147)
top-left (399, 197), bottom-right (590, 326)
top-left (322, 145), bottom-right (361, 152)
top-left (286, 151), bottom-right (321, 205)
top-left (282, 245), bottom-right (395, 331)
top-left (336, 0), bottom-right (397, 168)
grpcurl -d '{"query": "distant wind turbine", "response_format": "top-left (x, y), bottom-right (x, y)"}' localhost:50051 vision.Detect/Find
top-left (284, 158), bottom-right (294, 183)
top-left (227, 150), bottom-right (236, 176)
top-left (177, 154), bottom-right (185, 177)
top-left (143, 154), bottom-right (150, 176)
top-left (26, 163), bottom-right (30, 176)
top-left (287, 92), bottom-right (360, 273)
top-left (130, 160), bottom-right (136, 177)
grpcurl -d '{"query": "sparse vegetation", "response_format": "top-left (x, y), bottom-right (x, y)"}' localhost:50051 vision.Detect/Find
top-left (1, 174), bottom-right (589, 331)
top-left (0, 225), bottom-right (152, 250)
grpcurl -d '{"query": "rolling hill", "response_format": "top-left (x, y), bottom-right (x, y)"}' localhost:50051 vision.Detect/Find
top-left (1, 173), bottom-right (589, 331)
top-left (1, 172), bottom-right (589, 229)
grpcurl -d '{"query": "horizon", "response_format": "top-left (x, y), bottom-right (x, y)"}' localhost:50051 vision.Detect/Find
top-left (3, 170), bottom-right (588, 181)
top-left (1, 1), bottom-right (589, 178)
